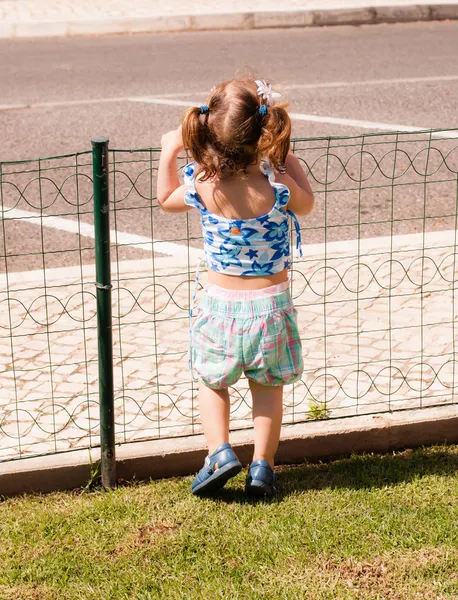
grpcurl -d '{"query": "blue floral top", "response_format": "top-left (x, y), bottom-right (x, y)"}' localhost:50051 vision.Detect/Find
top-left (183, 160), bottom-right (303, 276)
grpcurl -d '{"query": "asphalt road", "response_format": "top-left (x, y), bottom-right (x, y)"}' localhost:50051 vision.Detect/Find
top-left (1, 21), bottom-right (458, 272)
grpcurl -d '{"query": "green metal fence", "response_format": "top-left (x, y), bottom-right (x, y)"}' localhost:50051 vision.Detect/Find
top-left (1, 128), bottom-right (458, 474)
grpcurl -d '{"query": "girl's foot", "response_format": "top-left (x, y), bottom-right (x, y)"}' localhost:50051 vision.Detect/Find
top-left (245, 459), bottom-right (276, 497)
top-left (191, 442), bottom-right (242, 496)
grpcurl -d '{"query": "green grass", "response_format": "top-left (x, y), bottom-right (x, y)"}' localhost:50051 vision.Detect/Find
top-left (1, 443), bottom-right (458, 600)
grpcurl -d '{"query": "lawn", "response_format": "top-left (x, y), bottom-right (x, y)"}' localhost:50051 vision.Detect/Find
top-left (1, 443), bottom-right (457, 599)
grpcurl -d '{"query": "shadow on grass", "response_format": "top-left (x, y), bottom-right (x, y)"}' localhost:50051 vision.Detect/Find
top-left (11, 443), bottom-right (453, 505)
top-left (200, 443), bottom-right (458, 505)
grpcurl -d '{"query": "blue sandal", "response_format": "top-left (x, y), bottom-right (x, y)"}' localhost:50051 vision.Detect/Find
top-left (191, 442), bottom-right (242, 495)
top-left (245, 459), bottom-right (276, 497)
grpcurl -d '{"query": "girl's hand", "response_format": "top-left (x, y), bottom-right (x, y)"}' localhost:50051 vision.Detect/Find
top-left (279, 152), bottom-right (314, 216)
top-left (161, 125), bottom-right (184, 154)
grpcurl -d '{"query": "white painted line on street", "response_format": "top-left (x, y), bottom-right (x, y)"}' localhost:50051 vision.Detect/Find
top-left (284, 74), bottom-right (458, 91)
top-left (0, 96), bottom-right (194, 112)
top-left (0, 97), bottom-right (133, 112)
top-left (289, 112), bottom-right (458, 138)
top-left (290, 112), bottom-right (421, 131)
top-left (0, 103), bottom-right (30, 111)
top-left (0, 207), bottom-right (200, 260)
top-left (145, 91), bottom-right (209, 98)
top-left (128, 97), bottom-right (198, 108)
top-left (0, 96), bottom-right (192, 112)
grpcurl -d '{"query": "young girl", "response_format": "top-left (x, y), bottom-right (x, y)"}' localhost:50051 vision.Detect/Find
top-left (157, 76), bottom-right (314, 497)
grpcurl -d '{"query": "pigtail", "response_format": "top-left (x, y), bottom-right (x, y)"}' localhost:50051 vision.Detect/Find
top-left (182, 106), bottom-right (220, 181)
top-left (182, 107), bottom-right (208, 165)
top-left (257, 105), bottom-right (291, 173)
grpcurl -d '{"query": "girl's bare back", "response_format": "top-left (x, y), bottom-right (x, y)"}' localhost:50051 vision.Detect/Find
top-left (195, 166), bottom-right (289, 289)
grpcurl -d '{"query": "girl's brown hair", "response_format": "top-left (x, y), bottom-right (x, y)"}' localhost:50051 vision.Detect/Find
top-left (182, 77), bottom-right (291, 180)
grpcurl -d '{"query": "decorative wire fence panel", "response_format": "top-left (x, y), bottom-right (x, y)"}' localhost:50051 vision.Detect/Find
top-left (0, 152), bottom-right (98, 461)
top-left (290, 130), bottom-right (458, 420)
top-left (1, 129), bottom-right (458, 463)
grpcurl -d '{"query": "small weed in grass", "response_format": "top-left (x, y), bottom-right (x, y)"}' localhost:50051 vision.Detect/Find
top-left (83, 450), bottom-right (101, 492)
top-left (307, 397), bottom-right (331, 420)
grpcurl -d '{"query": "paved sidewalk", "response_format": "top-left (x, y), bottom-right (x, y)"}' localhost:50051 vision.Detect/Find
top-left (1, 230), bottom-right (457, 462)
top-left (0, 0), bottom-right (457, 38)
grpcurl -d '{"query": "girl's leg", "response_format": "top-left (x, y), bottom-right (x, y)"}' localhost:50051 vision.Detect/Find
top-left (198, 381), bottom-right (230, 456)
top-left (249, 380), bottom-right (283, 467)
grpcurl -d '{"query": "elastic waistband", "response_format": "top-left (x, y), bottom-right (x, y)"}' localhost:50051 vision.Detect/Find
top-left (205, 280), bottom-right (289, 300)
top-left (200, 287), bottom-right (293, 316)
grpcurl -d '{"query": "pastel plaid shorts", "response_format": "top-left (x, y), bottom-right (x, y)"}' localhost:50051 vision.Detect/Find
top-left (190, 287), bottom-right (304, 390)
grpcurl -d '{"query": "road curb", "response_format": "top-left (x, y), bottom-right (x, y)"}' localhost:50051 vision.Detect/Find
top-left (1, 404), bottom-right (457, 497)
top-left (1, 4), bottom-right (458, 39)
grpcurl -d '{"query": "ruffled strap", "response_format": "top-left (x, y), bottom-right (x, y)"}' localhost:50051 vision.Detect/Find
top-left (259, 159), bottom-right (290, 209)
top-left (260, 159), bottom-right (302, 258)
top-left (287, 209), bottom-right (303, 259)
top-left (183, 162), bottom-right (205, 211)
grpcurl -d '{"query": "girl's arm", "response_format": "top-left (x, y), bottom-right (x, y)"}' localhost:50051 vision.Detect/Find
top-left (285, 152), bottom-right (314, 198)
top-left (277, 151), bottom-right (314, 217)
top-left (157, 126), bottom-right (191, 213)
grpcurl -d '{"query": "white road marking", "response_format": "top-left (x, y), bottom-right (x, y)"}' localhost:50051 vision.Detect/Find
top-left (0, 97), bottom-right (133, 112)
top-left (128, 97), bottom-right (198, 108)
top-left (289, 112), bottom-right (458, 138)
top-left (1, 207), bottom-right (201, 261)
top-left (0, 96), bottom-right (198, 112)
top-left (284, 74), bottom-right (458, 91)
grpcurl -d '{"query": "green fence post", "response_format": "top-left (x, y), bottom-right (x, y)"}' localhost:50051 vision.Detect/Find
top-left (91, 136), bottom-right (116, 489)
